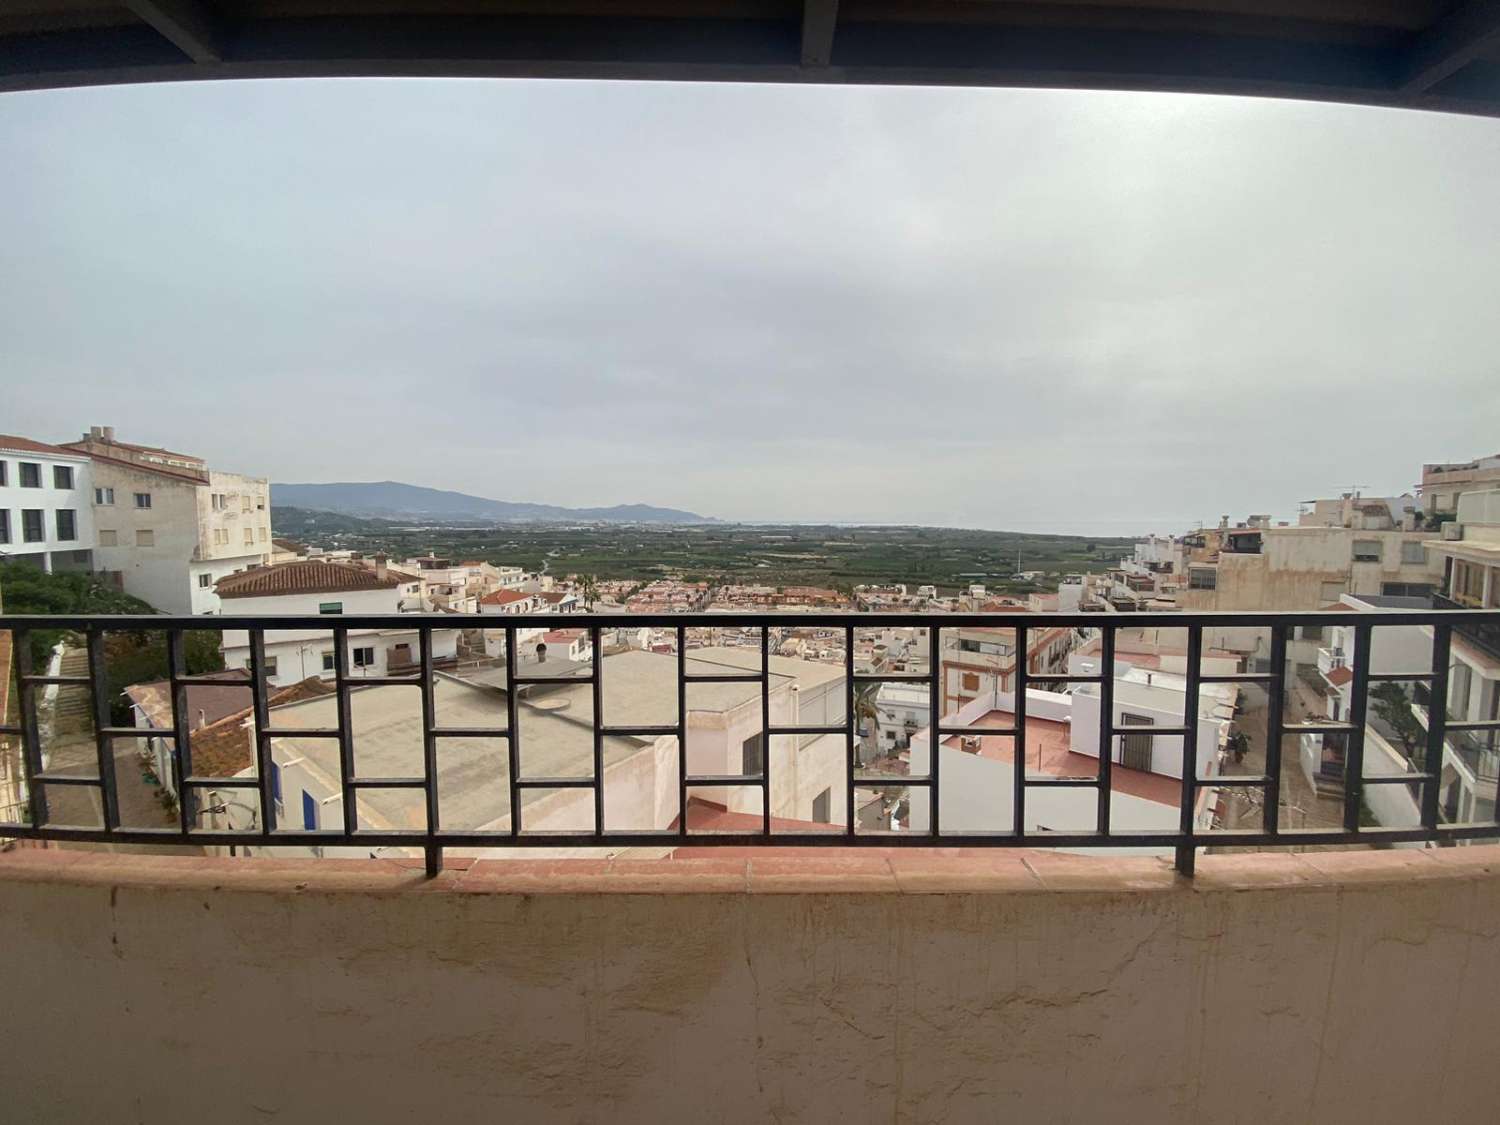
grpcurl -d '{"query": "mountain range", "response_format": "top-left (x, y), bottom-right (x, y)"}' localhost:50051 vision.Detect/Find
top-left (271, 481), bottom-right (716, 524)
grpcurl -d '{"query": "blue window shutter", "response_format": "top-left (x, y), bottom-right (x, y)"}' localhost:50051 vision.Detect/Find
top-left (302, 790), bottom-right (317, 830)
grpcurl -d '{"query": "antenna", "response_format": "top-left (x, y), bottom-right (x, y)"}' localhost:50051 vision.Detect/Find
top-left (1337, 484), bottom-right (1369, 498)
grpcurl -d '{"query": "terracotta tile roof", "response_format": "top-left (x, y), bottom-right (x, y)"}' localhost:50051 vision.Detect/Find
top-left (542, 629), bottom-right (585, 643)
top-left (191, 677), bottom-right (337, 778)
top-left (271, 538), bottom-right (306, 553)
top-left (0, 434), bottom-right (85, 458)
top-left (123, 669), bottom-right (253, 731)
top-left (536, 591), bottom-right (571, 604)
top-left (217, 560), bottom-right (400, 598)
top-left (480, 589), bottom-right (531, 606)
top-left (1325, 666), bottom-right (1355, 687)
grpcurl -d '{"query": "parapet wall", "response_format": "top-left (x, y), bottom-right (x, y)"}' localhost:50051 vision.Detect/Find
top-left (0, 846), bottom-right (1497, 1124)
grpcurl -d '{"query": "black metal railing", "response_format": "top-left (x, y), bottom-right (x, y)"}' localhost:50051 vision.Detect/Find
top-left (2, 608), bottom-right (1500, 878)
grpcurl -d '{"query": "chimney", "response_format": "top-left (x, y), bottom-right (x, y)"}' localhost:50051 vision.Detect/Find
top-left (88, 426), bottom-right (102, 440)
top-left (196, 708), bottom-right (207, 730)
top-left (102, 426), bottom-right (115, 442)
top-left (374, 553), bottom-right (388, 580)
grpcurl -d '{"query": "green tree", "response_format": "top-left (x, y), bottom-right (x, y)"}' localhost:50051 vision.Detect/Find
top-left (0, 562), bottom-right (223, 722)
top-left (1371, 682), bottom-right (1426, 765)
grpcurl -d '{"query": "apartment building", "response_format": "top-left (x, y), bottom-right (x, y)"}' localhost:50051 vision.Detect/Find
top-left (1177, 501), bottom-right (1441, 614)
top-left (1425, 490), bottom-right (1500, 823)
top-left (62, 426), bottom-right (271, 614)
top-left (939, 625), bottom-right (1075, 716)
top-left (906, 683), bottom-right (1227, 850)
top-left (0, 435), bottom-right (94, 573)
top-left (217, 560), bottom-right (458, 685)
top-left (1421, 453), bottom-right (1500, 517)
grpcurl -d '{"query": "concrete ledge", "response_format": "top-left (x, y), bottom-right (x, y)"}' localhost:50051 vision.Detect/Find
top-left (2, 846), bottom-right (1499, 1123)
top-left (5, 844), bottom-right (1496, 896)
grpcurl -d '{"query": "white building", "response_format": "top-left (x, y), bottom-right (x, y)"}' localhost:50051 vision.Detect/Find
top-left (0, 435), bottom-right (94, 573)
top-left (61, 426), bottom-right (271, 614)
top-left (206, 645), bottom-right (850, 854)
top-left (906, 685), bottom-right (1225, 853)
top-left (217, 560), bottom-right (458, 685)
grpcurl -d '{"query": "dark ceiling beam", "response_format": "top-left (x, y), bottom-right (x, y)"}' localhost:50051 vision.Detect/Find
top-left (1398, 0), bottom-right (1500, 93)
top-left (0, 14), bottom-right (1498, 118)
top-left (123, 0), bottom-right (225, 63)
top-left (801, 0), bottom-right (839, 67)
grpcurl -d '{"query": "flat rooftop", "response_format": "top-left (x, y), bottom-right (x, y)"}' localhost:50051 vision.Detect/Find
top-left (941, 709), bottom-right (1182, 808)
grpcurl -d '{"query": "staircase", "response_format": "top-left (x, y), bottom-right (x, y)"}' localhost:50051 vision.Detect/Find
top-left (49, 647), bottom-right (95, 736)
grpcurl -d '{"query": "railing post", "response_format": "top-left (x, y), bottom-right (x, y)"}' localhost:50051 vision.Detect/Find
top-left (13, 629), bottom-right (50, 829)
top-left (86, 626), bottom-right (120, 832)
top-left (1342, 624), bottom-right (1373, 833)
top-left (1422, 625), bottom-right (1451, 833)
top-left (1264, 625), bottom-right (1287, 835)
top-left (1175, 627), bottom-right (1203, 877)
top-left (419, 626), bottom-right (441, 877)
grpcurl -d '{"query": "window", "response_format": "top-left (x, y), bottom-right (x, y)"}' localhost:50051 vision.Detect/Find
top-left (197, 573), bottom-right (212, 589)
top-left (1320, 581), bottom-right (1346, 603)
top-left (259, 526), bottom-right (268, 541)
top-left (1188, 567), bottom-right (1217, 590)
top-left (243, 527), bottom-right (254, 545)
top-left (21, 509), bottom-right (44, 542)
top-left (52, 465), bottom-right (73, 489)
top-left (0, 462), bottom-right (6, 486)
top-left (353, 646), bottom-right (375, 667)
top-left (133, 492), bottom-right (151, 509)
top-left (257, 495), bottom-right (266, 510)
top-left (19, 462), bottom-right (41, 488)
top-left (321, 651), bottom-right (336, 673)
top-left (98, 529), bottom-right (117, 546)
top-left (1401, 541), bottom-right (1427, 565)
top-left (1352, 540), bottom-right (1382, 563)
top-left (94, 487), bottom-right (114, 505)
top-left (1383, 581), bottom-right (1434, 598)
top-left (812, 788), bottom-right (832, 824)
top-left (241, 495), bottom-right (252, 513)
top-left (263, 655), bottom-right (279, 678)
top-left (961, 672), bottom-right (980, 692)
top-left (742, 732), bottom-right (764, 777)
top-left (270, 762), bottom-right (283, 806)
top-left (318, 602), bottom-right (343, 615)
top-left (0, 510), bottom-right (8, 544)
top-left (55, 509), bottom-right (76, 541)
top-left (212, 493), bottom-right (226, 511)
top-left (136, 529), bottom-right (154, 547)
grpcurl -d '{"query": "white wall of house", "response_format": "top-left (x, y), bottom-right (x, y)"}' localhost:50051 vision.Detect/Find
top-left (0, 448), bottom-right (94, 570)
top-left (905, 693), bottom-right (1202, 850)
top-left (1069, 678), bottom-right (1224, 780)
top-left (87, 461), bottom-right (268, 613)
top-left (219, 586), bottom-right (456, 685)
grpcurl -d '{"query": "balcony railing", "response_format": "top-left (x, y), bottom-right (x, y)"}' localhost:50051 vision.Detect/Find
top-left (3, 608), bottom-right (1500, 877)
top-left (1434, 592), bottom-right (1500, 661)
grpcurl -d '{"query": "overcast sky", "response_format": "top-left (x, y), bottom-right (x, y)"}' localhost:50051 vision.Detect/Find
top-left (2, 79), bottom-right (1497, 534)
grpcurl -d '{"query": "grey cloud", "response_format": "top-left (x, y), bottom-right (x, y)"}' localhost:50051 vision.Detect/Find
top-left (2, 80), bottom-right (1497, 533)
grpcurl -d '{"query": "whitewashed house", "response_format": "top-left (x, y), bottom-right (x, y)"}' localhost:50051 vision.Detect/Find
top-left (217, 560), bottom-right (458, 685)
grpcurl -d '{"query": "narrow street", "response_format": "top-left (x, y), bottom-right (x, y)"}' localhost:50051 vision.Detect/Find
top-left (1213, 675), bottom-right (1342, 838)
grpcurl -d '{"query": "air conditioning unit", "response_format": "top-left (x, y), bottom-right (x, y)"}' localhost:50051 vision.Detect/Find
top-left (1442, 523), bottom-right (1464, 541)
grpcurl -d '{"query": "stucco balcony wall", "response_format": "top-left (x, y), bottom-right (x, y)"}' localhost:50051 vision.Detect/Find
top-left (0, 847), bottom-right (1497, 1123)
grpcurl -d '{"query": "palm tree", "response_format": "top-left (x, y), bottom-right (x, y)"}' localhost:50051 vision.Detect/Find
top-left (580, 573), bottom-right (599, 610)
top-left (852, 681), bottom-right (882, 768)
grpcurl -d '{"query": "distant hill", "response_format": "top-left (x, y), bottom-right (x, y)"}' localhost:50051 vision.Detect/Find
top-left (271, 481), bottom-right (716, 524)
